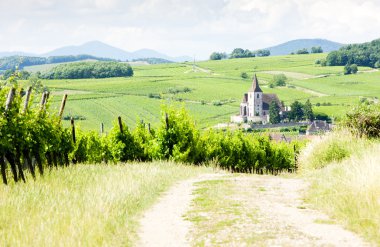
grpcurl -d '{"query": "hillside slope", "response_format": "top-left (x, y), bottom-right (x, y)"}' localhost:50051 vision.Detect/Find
top-left (266, 39), bottom-right (343, 56)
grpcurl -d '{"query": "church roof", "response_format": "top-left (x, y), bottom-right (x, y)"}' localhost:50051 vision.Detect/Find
top-left (262, 94), bottom-right (283, 111)
top-left (248, 74), bottom-right (263, 93)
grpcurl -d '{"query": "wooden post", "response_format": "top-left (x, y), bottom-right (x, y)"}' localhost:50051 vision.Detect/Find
top-left (58, 94), bottom-right (68, 121)
top-left (100, 123), bottom-right (104, 134)
top-left (165, 113), bottom-right (169, 130)
top-left (22, 87), bottom-right (32, 114)
top-left (71, 117), bottom-right (76, 144)
top-left (294, 144), bottom-right (299, 172)
top-left (148, 123), bottom-right (151, 133)
top-left (0, 156), bottom-right (7, 185)
top-left (118, 116), bottom-right (123, 133)
top-left (5, 87), bottom-right (16, 112)
top-left (40, 92), bottom-right (47, 110)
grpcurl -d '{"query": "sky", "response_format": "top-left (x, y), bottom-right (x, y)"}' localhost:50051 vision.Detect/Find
top-left (1, 0), bottom-right (380, 59)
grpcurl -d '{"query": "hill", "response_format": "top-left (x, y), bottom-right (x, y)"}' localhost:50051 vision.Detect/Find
top-left (32, 53), bottom-right (378, 131)
top-left (43, 41), bottom-right (191, 62)
top-left (266, 39), bottom-right (343, 56)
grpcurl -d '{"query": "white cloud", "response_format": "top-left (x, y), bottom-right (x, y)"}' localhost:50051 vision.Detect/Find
top-left (0, 0), bottom-right (379, 58)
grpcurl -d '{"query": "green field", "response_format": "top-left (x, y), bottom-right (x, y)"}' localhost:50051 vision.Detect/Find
top-left (22, 53), bottom-right (379, 131)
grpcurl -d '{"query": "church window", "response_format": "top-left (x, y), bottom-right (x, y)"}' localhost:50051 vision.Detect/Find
top-left (257, 94), bottom-right (260, 99)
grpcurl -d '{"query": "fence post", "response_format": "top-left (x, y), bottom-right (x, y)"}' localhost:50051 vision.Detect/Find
top-left (100, 122), bottom-right (104, 135)
top-left (71, 117), bottom-right (76, 144)
top-left (71, 117), bottom-right (77, 164)
top-left (148, 123), bottom-right (151, 133)
top-left (0, 156), bottom-right (7, 185)
top-left (58, 94), bottom-right (68, 122)
top-left (118, 116), bottom-right (123, 133)
top-left (5, 87), bottom-right (16, 112)
top-left (294, 144), bottom-right (299, 172)
top-left (165, 113), bottom-right (169, 130)
top-left (22, 87), bottom-right (32, 114)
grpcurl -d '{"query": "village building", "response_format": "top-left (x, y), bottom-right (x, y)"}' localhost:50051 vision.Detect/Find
top-left (231, 74), bottom-right (286, 124)
top-left (306, 120), bottom-right (332, 135)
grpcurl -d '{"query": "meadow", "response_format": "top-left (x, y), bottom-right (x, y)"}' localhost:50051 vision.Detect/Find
top-left (21, 53), bottom-right (379, 131)
top-left (0, 162), bottom-right (210, 246)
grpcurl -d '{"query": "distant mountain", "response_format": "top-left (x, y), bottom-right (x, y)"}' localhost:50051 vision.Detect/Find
top-left (265, 39), bottom-right (343, 56)
top-left (0, 51), bottom-right (35, 57)
top-left (42, 41), bottom-right (191, 62)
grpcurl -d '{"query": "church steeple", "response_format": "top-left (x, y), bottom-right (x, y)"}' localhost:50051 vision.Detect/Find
top-left (248, 74), bottom-right (263, 93)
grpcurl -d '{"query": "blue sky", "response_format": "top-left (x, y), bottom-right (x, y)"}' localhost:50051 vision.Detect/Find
top-left (1, 0), bottom-right (379, 58)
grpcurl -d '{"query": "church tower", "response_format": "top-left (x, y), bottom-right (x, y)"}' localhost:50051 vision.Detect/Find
top-left (247, 74), bottom-right (263, 117)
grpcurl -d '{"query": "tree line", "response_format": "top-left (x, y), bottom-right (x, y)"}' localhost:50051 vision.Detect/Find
top-left (40, 61), bottom-right (133, 79)
top-left (210, 48), bottom-right (270, 60)
top-left (326, 39), bottom-right (380, 68)
top-left (0, 55), bottom-right (115, 71)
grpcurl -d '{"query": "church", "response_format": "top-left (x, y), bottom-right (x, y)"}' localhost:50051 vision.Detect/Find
top-left (231, 74), bottom-right (285, 124)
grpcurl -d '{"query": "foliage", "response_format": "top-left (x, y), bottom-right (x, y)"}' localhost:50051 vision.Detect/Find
top-left (209, 52), bottom-right (227, 60)
top-left (0, 76), bottom-right (74, 184)
top-left (311, 46), bottom-right (323, 53)
top-left (269, 74), bottom-right (287, 88)
top-left (343, 103), bottom-right (380, 138)
top-left (296, 48), bottom-right (309, 54)
top-left (240, 72), bottom-right (248, 79)
top-left (132, 57), bottom-right (173, 64)
top-left (344, 64), bottom-right (358, 75)
top-left (0, 55), bottom-right (115, 71)
top-left (326, 38), bottom-right (380, 67)
top-left (303, 99), bottom-right (314, 121)
top-left (41, 61), bottom-right (133, 79)
top-left (269, 101), bottom-right (281, 124)
top-left (255, 49), bottom-right (270, 57)
top-left (288, 101), bottom-right (304, 121)
top-left (230, 48), bottom-right (255, 59)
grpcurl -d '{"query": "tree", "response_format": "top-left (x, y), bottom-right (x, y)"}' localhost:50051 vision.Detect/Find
top-left (350, 64), bottom-right (358, 74)
top-left (256, 49), bottom-right (270, 57)
top-left (375, 61), bottom-right (380, 68)
top-left (241, 72), bottom-right (248, 79)
top-left (210, 52), bottom-right (227, 60)
top-left (269, 74), bottom-right (287, 87)
top-left (344, 64), bottom-right (352, 75)
top-left (303, 99), bottom-right (314, 121)
top-left (296, 48), bottom-right (309, 54)
top-left (288, 101), bottom-right (304, 121)
top-left (311, 46), bottom-right (323, 53)
top-left (269, 101), bottom-right (281, 124)
top-left (326, 38), bottom-right (380, 68)
top-left (230, 48), bottom-right (255, 59)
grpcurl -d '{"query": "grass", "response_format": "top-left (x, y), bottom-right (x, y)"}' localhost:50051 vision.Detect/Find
top-left (185, 177), bottom-right (260, 246)
top-left (0, 162), bottom-right (210, 247)
top-left (16, 53), bottom-right (380, 131)
top-left (299, 131), bottom-right (380, 245)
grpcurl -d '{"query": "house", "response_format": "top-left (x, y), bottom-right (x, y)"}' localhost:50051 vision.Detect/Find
top-left (231, 74), bottom-right (285, 124)
top-left (306, 120), bottom-right (331, 135)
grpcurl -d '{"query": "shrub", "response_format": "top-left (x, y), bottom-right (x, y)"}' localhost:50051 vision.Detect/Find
top-left (343, 103), bottom-right (380, 138)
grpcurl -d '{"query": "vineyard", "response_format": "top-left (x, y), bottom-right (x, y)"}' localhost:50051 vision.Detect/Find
top-left (0, 77), bottom-right (302, 185)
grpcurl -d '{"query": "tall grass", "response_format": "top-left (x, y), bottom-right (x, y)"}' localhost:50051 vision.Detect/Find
top-left (299, 131), bottom-right (380, 244)
top-left (0, 162), bottom-right (210, 246)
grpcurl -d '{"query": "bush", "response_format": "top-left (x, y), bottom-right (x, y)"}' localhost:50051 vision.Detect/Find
top-left (269, 74), bottom-right (287, 88)
top-left (241, 72), bottom-right (248, 79)
top-left (343, 103), bottom-right (380, 138)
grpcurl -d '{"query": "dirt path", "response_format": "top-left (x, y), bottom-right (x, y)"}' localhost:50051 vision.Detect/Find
top-left (138, 174), bottom-right (369, 246)
top-left (225, 175), bottom-right (370, 246)
top-left (137, 173), bottom-right (224, 247)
